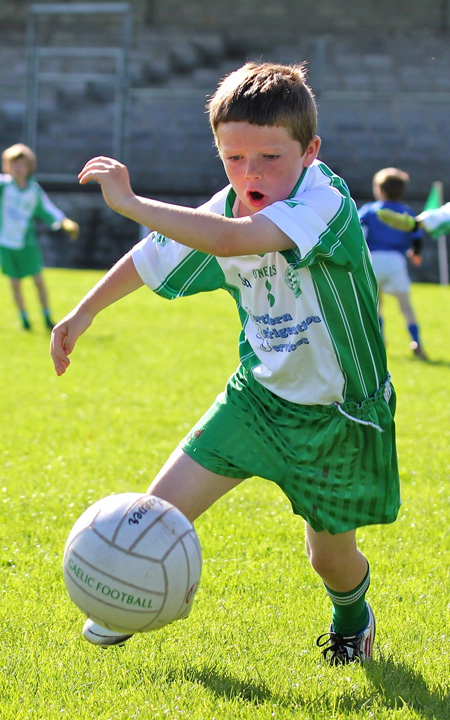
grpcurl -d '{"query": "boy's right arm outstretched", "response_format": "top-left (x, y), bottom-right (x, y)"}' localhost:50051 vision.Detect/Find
top-left (50, 252), bottom-right (143, 376)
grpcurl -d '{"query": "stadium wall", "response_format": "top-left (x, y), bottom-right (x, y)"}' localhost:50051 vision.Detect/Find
top-left (2, 0), bottom-right (450, 31)
top-left (0, 0), bottom-right (449, 280)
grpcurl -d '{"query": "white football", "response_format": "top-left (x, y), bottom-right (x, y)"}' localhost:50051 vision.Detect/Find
top-left (63, 493), bottom-right (202, 633)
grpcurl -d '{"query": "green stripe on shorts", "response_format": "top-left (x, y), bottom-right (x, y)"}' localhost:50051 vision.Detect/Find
top-left (181, 365), bottom-right (400, 534)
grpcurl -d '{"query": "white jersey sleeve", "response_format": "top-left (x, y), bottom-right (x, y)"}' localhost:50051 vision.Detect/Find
top-left (258, 163), bottom-right (364, 271)
top-left (416, 202), bottom-right (450, 237)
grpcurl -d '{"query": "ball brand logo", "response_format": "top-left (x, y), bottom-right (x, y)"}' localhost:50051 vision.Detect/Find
top-left (67, 557), bottom-right (153, 607)
top-left (68, 557), bottom-right (95, 587)
top-left (128, 497), bottom-right (160, 525)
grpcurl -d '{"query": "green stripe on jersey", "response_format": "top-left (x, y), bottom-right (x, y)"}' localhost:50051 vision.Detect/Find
top-left (301, 167), bottom-right (364, 271)
top-left (154, 250), bottom-right (225, 299)
top-left (309, 257), bottom-right (386, 401)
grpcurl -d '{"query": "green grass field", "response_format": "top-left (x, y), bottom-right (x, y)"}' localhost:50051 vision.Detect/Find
top-left (1, 269), bottom-right (449, 719)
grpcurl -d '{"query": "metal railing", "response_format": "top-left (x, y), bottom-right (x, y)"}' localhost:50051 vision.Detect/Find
top-left (26, 2), bottom-right (132, 183)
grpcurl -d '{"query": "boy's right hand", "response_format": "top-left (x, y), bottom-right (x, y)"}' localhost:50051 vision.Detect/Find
top-left (50, 308), bottom-right (94, 376)
top-left (61, 218), bottom-right (80, 241)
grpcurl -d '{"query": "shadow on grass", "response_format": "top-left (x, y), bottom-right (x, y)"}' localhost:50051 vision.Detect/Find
top-left (387, 352), bottom-right (450, 368)
top-left (167, 656), bottom-right (448, 717)
top-left (364, 655), bottom-right (448, 719)
top-left (415, 358), bottom-right (450, 368)
top-left (174, 665), bottom-right (274, 706)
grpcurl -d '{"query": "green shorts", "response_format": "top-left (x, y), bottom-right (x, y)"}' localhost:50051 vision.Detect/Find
top-left (181, 365), bottom-right (400, 534)
top-left (0, 245), bottom-right (43, 279)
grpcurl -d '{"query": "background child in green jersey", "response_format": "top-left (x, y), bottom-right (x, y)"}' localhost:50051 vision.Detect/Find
top-left (0, 143), bottom-right (79, 330)
top-left (51, 62), bottom-right (400, 665)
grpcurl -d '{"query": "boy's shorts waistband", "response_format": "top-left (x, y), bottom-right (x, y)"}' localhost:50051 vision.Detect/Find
top-left (237, 364), bottom-right (393, 418)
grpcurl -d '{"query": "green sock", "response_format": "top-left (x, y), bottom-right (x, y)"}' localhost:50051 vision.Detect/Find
top-left (20, 311), bottom-right (30, 328)
top-left (324, 565), bottom-right (370, 636)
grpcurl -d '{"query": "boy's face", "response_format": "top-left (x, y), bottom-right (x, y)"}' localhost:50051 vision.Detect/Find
top-left (8, 156), bottom-right (31, 187)
top-left (216, 122), bottom-right (320, 217)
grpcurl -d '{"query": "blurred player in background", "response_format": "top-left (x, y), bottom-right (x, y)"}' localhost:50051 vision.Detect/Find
top-left (0, 143), bottom-right (79, 331)
top-left (358, 167), bottom-right (427, 360)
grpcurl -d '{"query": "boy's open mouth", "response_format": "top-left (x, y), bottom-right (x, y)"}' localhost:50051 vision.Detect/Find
top-left (248, 190), bottom-right (265, 202)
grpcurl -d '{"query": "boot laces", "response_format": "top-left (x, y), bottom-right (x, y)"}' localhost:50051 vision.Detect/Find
top-left (316, 630), bottom-right (362, 664)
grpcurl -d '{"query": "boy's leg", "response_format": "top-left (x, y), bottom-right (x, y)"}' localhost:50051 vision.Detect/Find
top-left (10, 277), bottom-right (25, 312)
top-left (306, 524), bottom-right (375, 664)
top-left (305, 524), bottom-right (369, 635)
top-left (395, 290), bottom-right (416, 327)
top-left (394, 291), bottom-right (427, 359)
top-left (10, 277), bottom-right (31, 329)
top-left (147, 446), bottom-right (244, 522)
top-left (33, 273), bottom-right (54, 328)
top-left (33, 272), bottom-right (49, 307)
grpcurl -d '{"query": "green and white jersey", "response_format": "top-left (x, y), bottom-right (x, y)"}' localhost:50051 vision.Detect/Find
top-left (132, 160), bottom-right (387, 405)
top-left (0, 174), bottom-right (65, 250)
top-left (417, 201), bottom-right (450, 238)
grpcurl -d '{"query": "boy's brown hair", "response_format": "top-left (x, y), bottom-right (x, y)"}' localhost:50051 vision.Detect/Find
top-left (373, 167), bottom-right (410, 202)
top-left (207, 61), bottom-right (317, 153)
top-left (2, 143), bottom-right (36, 175)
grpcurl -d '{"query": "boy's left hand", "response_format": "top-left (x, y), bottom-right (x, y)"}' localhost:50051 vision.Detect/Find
top-left (78, 157), bottom-right (134, 217)
top-left (62, 218), bottom-right (80, 241)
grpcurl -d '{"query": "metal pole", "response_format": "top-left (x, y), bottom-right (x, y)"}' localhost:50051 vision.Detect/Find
top-left (440, 0), bottom-right (449, 32)
top-left (437, 236), bottom-right (449, 285)
top-left (25, 11), bottom-right (38, 151)
top-left (116, 5), bottom-right (132, 162)
top-left (433, 182), bottom-right (449, 286)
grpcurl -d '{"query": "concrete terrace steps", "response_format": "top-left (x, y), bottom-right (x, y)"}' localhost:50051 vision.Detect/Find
top-left (2, 24), bottom-right (450, 92)
top-left (0, 24), bottom-right (449, 200)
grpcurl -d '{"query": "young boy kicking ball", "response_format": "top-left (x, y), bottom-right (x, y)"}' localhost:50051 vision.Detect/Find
top-left (51, 62), bottom-right (400, 664)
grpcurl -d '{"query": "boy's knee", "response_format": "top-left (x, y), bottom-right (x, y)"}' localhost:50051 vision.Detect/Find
top-left (307, 548), bottom-right (344, 578)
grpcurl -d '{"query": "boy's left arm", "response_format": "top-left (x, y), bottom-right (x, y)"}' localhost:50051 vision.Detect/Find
top-left (78, 156), bottom-right (295, 256)
top-left (35, 184), bottom-right (79, 240)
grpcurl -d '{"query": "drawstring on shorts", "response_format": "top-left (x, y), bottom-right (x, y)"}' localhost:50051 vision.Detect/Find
top-left (333, 402), bottom-right (383, 433)
top-left (333, 376), bottom-right (392, 434)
